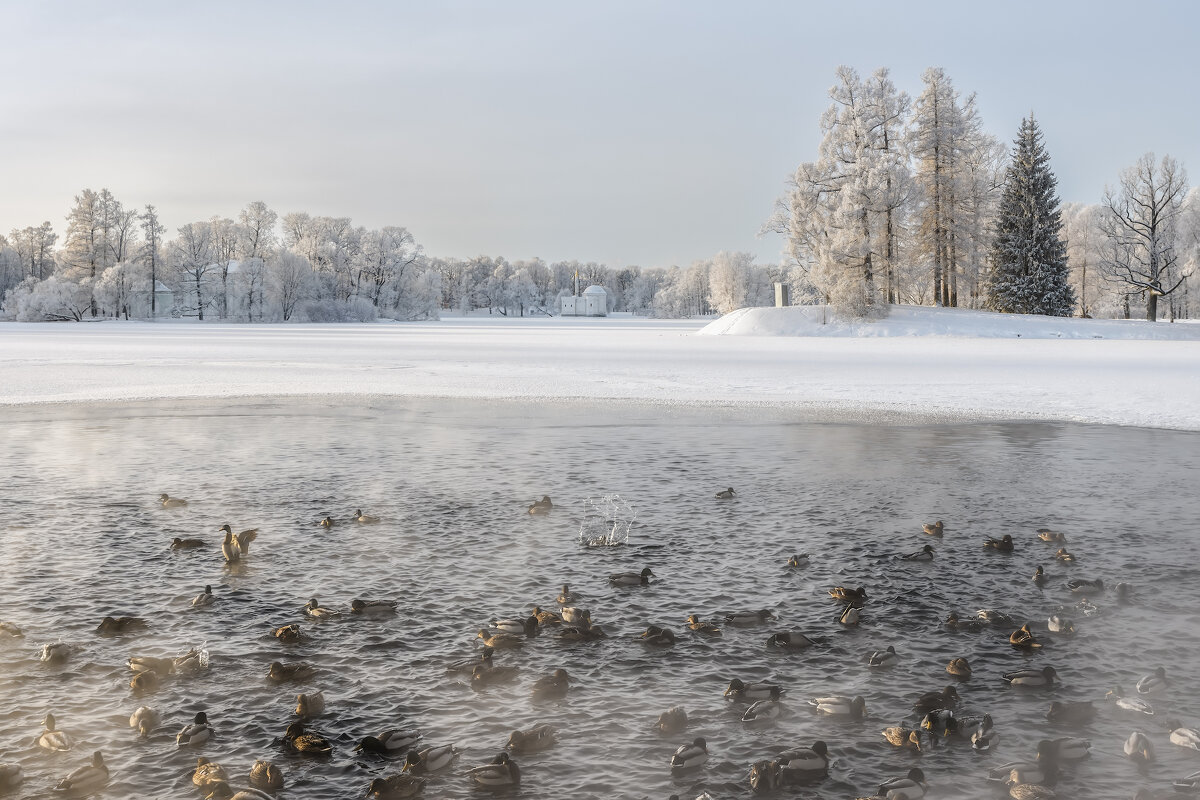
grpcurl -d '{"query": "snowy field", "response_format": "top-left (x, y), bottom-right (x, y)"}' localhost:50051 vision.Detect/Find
top-left (1, 306), bottom-right (1198, 430)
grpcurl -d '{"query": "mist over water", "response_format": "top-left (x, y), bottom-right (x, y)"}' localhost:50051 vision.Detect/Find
top-left (1, 398), bottom-right (1198, 799)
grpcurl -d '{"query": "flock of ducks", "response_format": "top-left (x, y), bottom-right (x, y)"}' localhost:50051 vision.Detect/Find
top-left (0, 490), bottom-right (1193, 800)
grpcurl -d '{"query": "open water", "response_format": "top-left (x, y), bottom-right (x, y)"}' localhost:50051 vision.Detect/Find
top-left (1, 398), bottom-right (1199, 799)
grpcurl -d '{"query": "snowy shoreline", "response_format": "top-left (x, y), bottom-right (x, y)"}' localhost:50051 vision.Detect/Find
top-left (1, 310), bottom-right (1198, 431)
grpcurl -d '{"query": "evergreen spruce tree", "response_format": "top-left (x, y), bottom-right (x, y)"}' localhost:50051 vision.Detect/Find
top-left (985, 115), bottom-right (1075, 315)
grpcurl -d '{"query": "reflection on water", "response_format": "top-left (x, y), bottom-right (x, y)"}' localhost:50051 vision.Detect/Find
top-left (1, 398), bottom-right (1199, 799)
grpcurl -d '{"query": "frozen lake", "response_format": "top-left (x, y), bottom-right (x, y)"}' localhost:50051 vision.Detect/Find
top-left (1, 397), bottom-right (1199, 799)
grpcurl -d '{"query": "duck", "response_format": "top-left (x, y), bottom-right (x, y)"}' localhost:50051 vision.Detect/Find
top-left (295, 690), bottom-right (325, 716)
top-left (0, 621), bottom-right (23, 638)
top-left (944, 611), bottom-right (984, 632)
top-left (130, 669), bottom-right (160, 692)
top-left (1047, 614), bottom-right (1074, 634)
top-left (1066, 577), bottom-right (1104, 593)
top-left (192, 585), bottom-right (216, 607)
top-left (351, 598), bottom-right (397, 616)
top-left (670, 737), bottom-right (708, 770)
top-left (1008, 783), bottom-right (1057, 800)
top-left (883, 726), bottom-right (923, 750)
top-left (1125, 731), bottom-right (1154, 761)
top-left (268, 661), bottom-right (315, 682)
top-left (1033, 565), bottom-right (1048, 586)
top-left (749, 758), bottom-right (783, 793)
top-left (284, 721), bottom-right (332, 755)
top-left (1045, 736), bottom-right (1091, 760)
top-left (947, 657), bottom-right (972, 677)
top-left (446, 646), bottom-right (494, 674)
top-left (473, 665), bottom-right (517, 692)
top-left (686, 614), bottom-right (722, 635)
top-left (868, 646), bottom-right (899, 668)
top-left (355, 729), bottom-right (421, 756)
top-left (985, 740), bottom-right (1058, 785)
top-left (1052, 547), bottom-right (1074, 563)
top-left (220, 529), bottom-right (240, 563)
top-left (1169, 721), bottom-right (1200, 750)
top-left (366, 775), bottom-right (425, 798)
top-left (984, 534), bottom-right (1014, 551)
top-left (531, 606), bottom-right (562, 625)
top-left (37, 714), bottom-right (74, 751)
top-left (640, 626), bottom-right (676, 646)
top-left (171, 537), bottom-right (207, 549)
top-left (1037, 528), bottom-right (1067, 542)
top-left (192, 757), bottom-right (228, 789)
top-left (725, 609), bottom-right (776, 626)
top-left (1136, 666), bottom-right (1168, 695)
top-left (218, 524), bottom-right (258, 555)
top-left (1003, 666), bottom-right (1059, 687)
top-left (273, 624), bottom-right (304, 643)
top-left (531, 668), bottom-right (571, 699)
top-left (177, 712), bottom-right (213, 746)
top-left (319, 515), bottom-right (334, 528)
top-left (476, 629), bottom-right (525, 649)
top-left (978, 609), bottom-right (1018, 626)
top-left (656, 707), bottom-right (687, 735)
top-left (304, 598), bottom-right (338, 619)
top-left (830, 586), bottom-right (868, 604)
top-left (786, 553), bottom-right (811, 567)
top-left (865, 767), bottom-right (927, 799)
top-left (766, 631), bottom-right (815, 651)
top-left (810, 695), bottom-right (867, 718)
top-left (402, 743), bottom-right (460, 774)
top-left (248, 759), bottom-right (284, 792)
top-left (129, 706), bottom-right (161, 737)
top-left (923, 520), bottom-right (944, 536)
top-left (127, 654), bottom-right (175, 675)
top-left (40, 642), bottom-right (72, 663)
top-left (507, 723), bottom-right (556, 753)
top-left (527, 495), bottom-right (553, 514)
top-left (838, 604), bottom-right (862, 625)
top-left (913, 686), bottom-right (958, 713)
top-left (560, 606), bottom-right (591, 625)
top-left (468, 752), bottom-right (520, 788)
top-left (555, 584), bottom-right (577, 605)
top-left (921, 708), bottom-right (956, 737)
top-left (0, 764), bottom-right (22, 791)
top-left (742, 695), bottom-right (785, 724)
top-left (55, 751), bottom-right (108, 793)
top-left (715, 487), bottom-right (736, 499)
top-left (354, 509), bottom-right (380, 524)
top-left (159, 493), bottom-right (188, 508)
top-left (609, 566), bottom-right (654, 586)
top-left (1176, 771), bottom-right (1200, 793)
top-left (1107, 687), bottom-right (1155, 715)
top-left (1046, 700), bottom-right (1095, 724)
top-left (901, 545), bottom-right (935, 561)
top-left (490, 615), bottom-right (538, 636)
top-left (1010, 624), bottom-right (1042, 650)
top-left (558, 623), bottom-right (605, 641)
top-left (726, 679), bottom-right (784, 702)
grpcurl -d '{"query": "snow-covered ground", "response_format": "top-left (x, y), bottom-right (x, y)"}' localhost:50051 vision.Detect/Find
top-left (1, 306), bottom-right (1198, 430)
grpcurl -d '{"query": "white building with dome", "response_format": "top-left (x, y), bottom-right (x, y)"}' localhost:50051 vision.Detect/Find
top-left (560, 285), bottom-right (608, 317)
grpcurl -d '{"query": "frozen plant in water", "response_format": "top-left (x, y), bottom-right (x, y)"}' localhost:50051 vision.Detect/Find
top-left (578, 494), bottom-right (637, 547)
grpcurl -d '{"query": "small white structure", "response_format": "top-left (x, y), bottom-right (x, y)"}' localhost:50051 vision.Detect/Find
top-left (560, 285), bottom-right (608, 317)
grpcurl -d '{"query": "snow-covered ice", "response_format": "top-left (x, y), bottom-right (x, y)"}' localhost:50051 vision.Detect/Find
top-left (0, 306), bottom-right (1197, 430)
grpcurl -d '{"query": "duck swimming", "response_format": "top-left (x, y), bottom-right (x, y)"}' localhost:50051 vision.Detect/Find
top-left (1010, 624), bottom-right (1042, 650)
top-left (159, 494), bottom-right (187, 508)
top-left (838, 604), bottom-right (862, 625)
top-left (946, 657), bottom-right (972, 677)
top-left (446, 646), bottom-right (494, 674)
top-left (1046, 700), bottom-right (1095, 725)
top-left (350, 598), bottom-right (397, 616)
top-left (470, 663), bottom-right (520, 690)
top-left (640, 626), bottom-right (676, 646)
top-left (476, 629), bottom-right (526, 649)
top-left (810, 695), bottom-right (867, 718)
top-left (319, 516), bottom-right (334, 528)
top-left (1037, 528), bottom-right (1067, 542)
top-left (1066, 577), bottom-right (1104, 593)
top-left (725, 609), bottom-right (776, 626)
top-left (531, 606), bottom-right (562, 625)
top-left (304, 598), bottom-right (338, 619)
top-left (686, 614), bottom-right (722, 635)
top-left (923, 520), bottom-right (944, 536)
top-left (670, 737), bottom-right (708, 771)
top-left (1125, 730), bottom-right (1154, 761)
top-left (864, 767), bottom-right (926, 799)
top-left (284, 721), bottom-right (332, 755)
top-left (984, 534), bottom-right (1014, 551)
top-left (354, 509), bottom-right (380, 524)
top-left (655, 708), bottom-right (687, 736)
top-left (220, 530), bottom-right (239, 564)
top-left (555, 584), bottom-right (577, 605)
top-left (55, 751), bottom-right (108, 793)
top-left (767, 631), bottom-right (815, 651)
top-left (1033, 565), bottom-right (1048, 586)
top-left (273, 624), bottom-right (304, 644)
top-left (269, 661), bottom-right (316, 682)
top-left (560, 606), bottom-right (591, 625)
top-left (467, 752), bottom-right (520, 788)
top-left (192, 757), bottom-right (228, 790)
top-left (1003, 666), bottom-right (1059, 687)
top-left (1136, 666), bottom-right (1168, 695)
top-left (248, 759), bottom-right (284, 792)
top-left (742, 695), bottom-right (785, 724)
top-left (883, 726), bottom-right (922, 750)
top-left (129, 706), bottom-right (160, 737)
top-left (192, 585), bottom-right (215, 607)
top-left (402, 743), bottom-right (460, 774)
top-left (610, 567), bottom-right (654, 586)
top-left (218, 524), bottom-right (258, 555)
top-left (531, 668), bottom-right (571, 699)
top-left (1169, 720), bottom-right (1200, 750)
top-left (913, 686), bottom-right (958, 713)
top-left (366, 775), bottom-right (425, 798)
top-left (901, 545), bottom-right (935, 561)
top-left (355, 729), bottom-right (421, 756)
top-left (1055, 547), bottom-right (1075, 562)
top-left (37, 714), bottom-right (73, 751)
top-left (715, 487), bottom-right (736, 499)
top-left (295, 690), bottom-right (325, 717)
top-left (1107, 687), bottom-right (1155, 715)
top-left (171, 537), bottom-right (206, 549)
top-left (528, 495), bottom-right (553, 514)
top-left (726, 679), bottom-right (784, 703)
top-left (868, 646), bottom-right (899, 668)
top-left (830, 586), bottom-right (868, 605)
top-left (786, 553), bottom-right (810, 567)
top-left (41, 642), bottom-right (72, 663)
top-left (507, 724), bottom-right (556, 753)
top-left (490, 615), bottom-right (538, 636)
top-left (177, 712), bottom-right (213, 746)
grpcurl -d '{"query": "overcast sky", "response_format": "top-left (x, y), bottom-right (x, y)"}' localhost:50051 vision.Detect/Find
top-left (2, 1), bottom-right (1196, 267)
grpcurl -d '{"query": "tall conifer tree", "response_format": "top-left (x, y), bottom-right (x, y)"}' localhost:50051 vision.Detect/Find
top-left (986, 116), bottom-right (1075, 315)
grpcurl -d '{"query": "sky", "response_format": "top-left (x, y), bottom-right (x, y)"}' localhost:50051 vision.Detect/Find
top-left (2, 0), bottom-right (1197, 268)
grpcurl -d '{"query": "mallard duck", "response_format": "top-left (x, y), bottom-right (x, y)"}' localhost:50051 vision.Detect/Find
top-left (868, 767), bottom-right (927, 799)
top-left (920, 708), bottom-right (955, 736)
top-left (984, 534), bottom-right (1014, 551)
top-left (715, 487), bottom-right (736, 499)
top-left (868, 646), bottom-right (899, 668)
top-left (531, 668), bottom-right (571, 699)
top-left (192, 585), bottom-right (215, 607)
top-left (947, 657), bottom-right (972, 677)
top-left (319, 515), bottom-right (334, 528)
top-left (742, 696), bottom-right (785, 724)
top-left (468, 752), bottom-right (520, 787)
top-left (171, 537), bottom-right (206, 549)
top-left (944, 611), bottom-right (984, 632)
top-left (273, 624), bottom-right (303, 643)
top-left (1033, 565), bottom-right (1048, 586)
top-left (295, 690), bottom-right (325, 716)
top-left (901, 545), bottom-right (935, 561)
top-left (725, 678), bottom-right (784, 702)
top-left (192, 757), bottom-right (228, 789)
top-left (1055, 547), bottom-right (1074, 562)
top-left (55, 751), bottom-right (107, 792)
top-left (446, 646), bottom-right (494, 674)
top-left (355, 729), bottom-right (421, 756)
top-left (670, 737), bottom-right (707, 770)
top-left (838, 604), bottom-right (862, 625)
top-left (366, 775), bottom-right (425, 798)
top-left (354, 509), bottom-right (380, 524)
top-left (1124, 730), bottom-right (1154, 761)
top-left (0, 764), bottom-right (22, 791)
top-left (749, 758), bottom-right (783, 792)
top-left (531, 606), bottom-right (562, 625)
top-left (830, 585), bottom-right (868, 604)
top-left (686, 614), bottom-right (721, 635)
top-left (470, 664), bottom-right (520, 690)
top-left (177, 712), bottom-right (213, 746)
top-left (923, 520), bottom-right (944, 536)
top-left (1003, 666), bottom-right (1059, 687)
top-left (558, 623), bottom-right (605, 641)
top-left (1169, 721), bottom-right (1200, 750)
top-left (159, 493), bottom-right (187, 508)
top-left (1107, 687), bottom-right (1155, 715)
top-left (725, 609), bottom-right (776, 626)
top-left (640, 626), bottom-right (676, 646)
top-left (1047, 614), bottom-right (1074, 634)
top-left (766, 631), bottom-right (815, 651)
top-left (913, 686), bottom-right (958, 712)
top-left (248, 759), bottom-right (284, 792)
top-left (786, 553), bottom-right (810, 567)
top-left (490, 615), bottom-right (538, 636)
top-left (1008, 784), bottom-right (1056, 800)
top-left (218, 524), bottom-right (258, 555)
top-left (40, 642), bottom-right (72, 663)
top-left (220, 530), bottom-right (239, 564)
top-left (1009, 624), bottom-right (1042, 650)
top-left (978, 609), bottom-right (1018, 626)
top-left (402, 743), bottom-right (460, 774)
top-left (1176, 771), bottom-right (1200, 792)
top-left (37, 714), bottom-right (73, 751)
top-left (304, 598), bottom-right (337, 619)
top-left (130, 669), bottom-right (160, 692)
top-left (507, 723), bottom-right (556, 753)
top-left (127, 654), bottom-right (175, 675)
top-left (1039, 736), bottom-right (1088, 761)
top-left (1046, 700), bottom-right (1095, 724)
top-left (655, 707), bottom-right (687, 735)
top-left (883, 726), bottom-right (922, 750)
top-left (268, 661), bottom-right (315, 682)
top-left (1136, 666), bottom-right (1168, 695)
top-left (169, 649), bottom-right (206, 673)
top-left (284, 721), bottom-right (331, 755)
top-left (1066, 577), bottom-right (1103, 593)
top-left (129, 706), bottom-right (160, 737)
top-left (555, 584), bottom-right (577, 605)
top-left (1037, 528), bottom-right (1067, 542)
top-left (527, 495), bottom-right (553, 514)
top-left (351, 598), bottom-right (397, 616)
top-left (610, 567), bottom-right (654, 586)
top-left (476, 629), bottom-right (525, 649)
top-left (810, 695), bottom-right (867, 718)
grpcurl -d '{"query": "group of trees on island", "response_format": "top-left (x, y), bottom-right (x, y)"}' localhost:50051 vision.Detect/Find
top-left (1, 66), bottom-right (1195, 324)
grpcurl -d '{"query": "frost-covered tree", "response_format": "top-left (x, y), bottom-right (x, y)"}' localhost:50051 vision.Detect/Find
top-left (268, 251), bottom-right (313, 321)
top-left (4, 275), bottom-right (93, 321)
top-left (95, 262), bottom-right (143, 319)
top-left (985, 115), bottom-right (1074, 316)
top-left (238, 201), bottom-right (278, 261)
top-left (1062, 203), bottom-right (1108, 317)
top-left (139, 205), bottom-right (166, 317)
top-left (707, 251), bottom-right (752, 314)
top-left (171, 221), bottom-right (216, 320)
top-left (9, 222), bottom-right (58, 281)
top-left (1098, 153), bottom-right (1190, 322)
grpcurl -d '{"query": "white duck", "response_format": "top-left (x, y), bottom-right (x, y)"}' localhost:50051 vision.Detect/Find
top-left (37, 713), bottom-right (73, 751)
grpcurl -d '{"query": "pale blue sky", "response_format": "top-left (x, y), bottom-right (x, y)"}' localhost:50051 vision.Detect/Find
top-left (1, 0), bottom-right (1196, 267)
